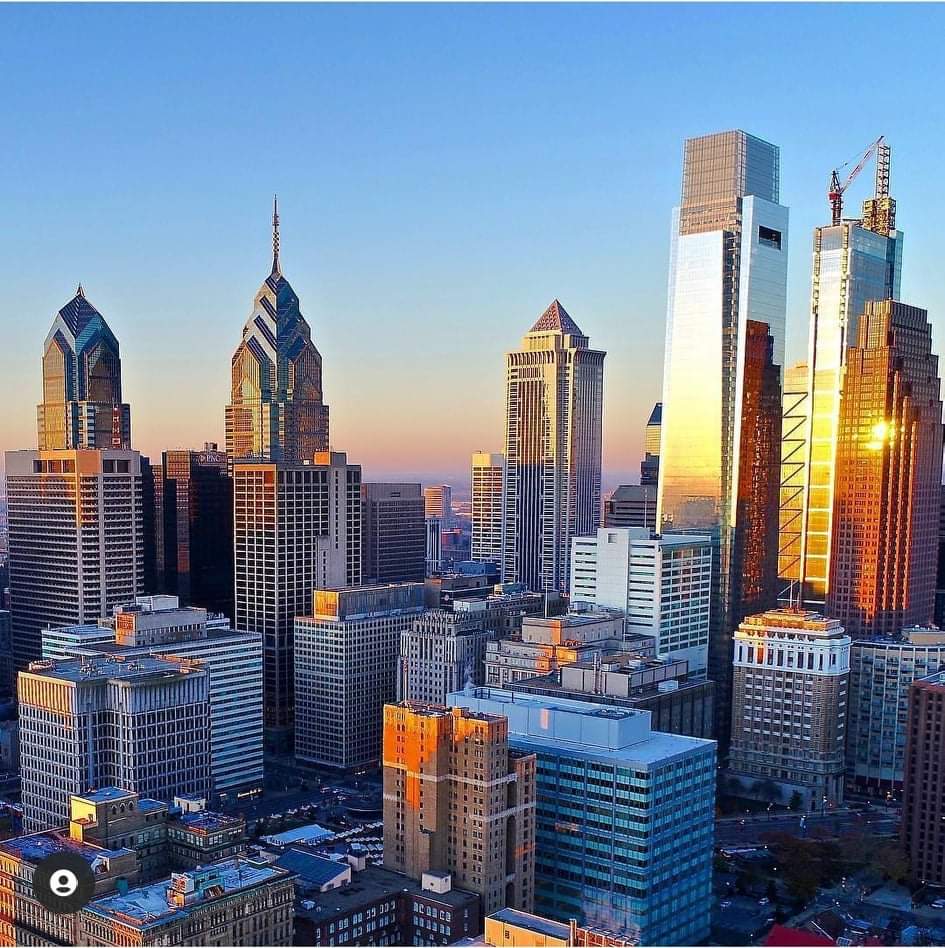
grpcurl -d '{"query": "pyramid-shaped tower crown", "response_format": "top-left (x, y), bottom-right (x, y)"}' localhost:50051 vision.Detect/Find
top-left (529, 299), bottom-right (584, 335)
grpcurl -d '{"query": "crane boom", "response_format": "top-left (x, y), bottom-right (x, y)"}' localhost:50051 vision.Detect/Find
top-left (828, 135), bottom-right (885, 226)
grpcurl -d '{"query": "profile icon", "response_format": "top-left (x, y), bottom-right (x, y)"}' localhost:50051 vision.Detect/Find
top-left (33, 853), bottom-right (95, 913)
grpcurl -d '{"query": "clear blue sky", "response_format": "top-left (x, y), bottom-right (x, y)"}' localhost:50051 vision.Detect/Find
top-left (2, 3), bottom-right (944, 490)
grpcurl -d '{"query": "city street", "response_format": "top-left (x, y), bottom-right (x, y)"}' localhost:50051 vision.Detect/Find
top-left (716, 809), bottom-right (900, 846)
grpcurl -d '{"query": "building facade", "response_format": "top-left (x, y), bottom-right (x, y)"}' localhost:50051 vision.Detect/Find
top-left (5, 449), bottom-right (145, 669)
top-left (154, 444), bottom-right (234, 619)
top-left (846, 628), bottom-right (945, 795)
top-left (36, 285), bottom-right (131, 452)
top-left (18, 655), bottom-right (210, 832)
top-left (225, 200), bottom-right (329, 464)
top-left (295, 584), bottom-right (425, 770)
top-left (424, 485), bottom-right (453, 525)
top-left (449, 688), bottom-right (716, 947)
top-left (902, 672), bottom-right (945, 886)
top-left (383, 702), bottom-right (537, 916)
top-left (729, 610), bottom-right (850, 806)
top-left (503, 300), bottom-right (605, 593)
top-left (471, 453), bottom-right (505, 567)
top-left (603, 486), bottom-right (658, 531)
top-left (361, 483), bottom-right (426, 584)
top-left (778, 146), bottom-right (903, 610)
top-left (233, 451), bottom-right (361, 743)
top-left (77, 858), bottom-right (295, 947)
top-left (399, 600), bottom-right (497, 704)
top-left (827, 300), bottom-right (942, 635)
top-left (657, 130), bottom-right (787, 742)
top-left (570, 528), bottom-right (712, 672)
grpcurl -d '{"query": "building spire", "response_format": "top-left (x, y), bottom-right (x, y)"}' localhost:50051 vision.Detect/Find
top-left (76, 283), bottom-right (85, 299)
top-left (271, 195), bottom-right (281, 276)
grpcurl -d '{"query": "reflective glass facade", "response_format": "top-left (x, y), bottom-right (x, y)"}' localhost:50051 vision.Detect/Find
top-left (658, 130), bottom-right (787, 741)
top-left (784, 221), bottom-right (903, 607)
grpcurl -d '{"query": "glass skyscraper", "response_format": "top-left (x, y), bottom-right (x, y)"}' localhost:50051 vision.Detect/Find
top-left (36, 285), bottom-right (131, 450)
top-left (658, 130), bottom-right (788, 740)
top-left (778, 176), bottom-right (903, 610)
top-left (225, 200), bottom-right (329, 464)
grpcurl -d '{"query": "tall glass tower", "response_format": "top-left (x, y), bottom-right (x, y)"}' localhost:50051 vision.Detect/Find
top-left (226, 199), bottom-right (329, 464)
top-left (778, 155), bottom-right (903, 609)
top-left (36, 286), bottom-right (131, 450)
top-left (658, 130), bottom-right (788, 741)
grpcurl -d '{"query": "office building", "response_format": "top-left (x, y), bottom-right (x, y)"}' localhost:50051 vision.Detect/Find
top-left (18, 655), bottom-right (210, 832)
top-left (441, 524), bottom-right (472, 570)
top-left (503, 300), bottom-right (605, 593)
top-left (471, 452), bottom-right (505, 567)
top-left (603, 485), bottom-right (657, 531)
top-left (779, 141), bottom-right (903, 611)
top-left (847, 627), bottom-right (945, 795)
top-left (226, 199), bottom-right (329, 464)
top-left (729, 610), bottom-right (850, 806)
top-left (640, 402), bottom-right (662, 487)
top-left (77, 858), bottom-right (295, 947)
top-left (937, 486), bottom-right (945, 626)
top-left (295, 584), bottom-right (425, 770)
top-left (776, 362), bottom-right (810, 601)
top-left (5, 448), bottom-right (145, 669)
top-left (0, 611), bottom-right (10, 700)
top-left (0, 830), bottom-right (139, 947)
top-left (449, 688), bottom-right (716, 946)
top-left (903, 671), bottom-right (945, 885)
top-left (293, 864), bottom-right (481, 947)
top-left (234, 450), bottom-right (361, 743)
top-left (36, 285), bottom-right (131, 451)
top-left (155, 444), bottom-right (234, 619)
top-left (399, 600), bottom-right (497, 704)
top-left (658, 130), bottom-right (787, 740)
top-left (48, 597), bottom-right (263, 801)
top-left (424, 484), bottom-right (453, 525)
top-left (426, 516), bottom-right (443, 575)
top-left (484, 611), bottom-right (627, 689)
top-left (166, 804), bottom-right (247, 871)
top-left (511, 653), bottom-right (715, 740)
top-left (571, 527), bottom-right (712, 671)
top-left (477, 908), bottom-right (639, 947)
top-left (827, 301), bottom-right (942, 635)
top-left (361, 483), bottom-right (425, 584)
top-left (383, 702), bottom-right (537, 916)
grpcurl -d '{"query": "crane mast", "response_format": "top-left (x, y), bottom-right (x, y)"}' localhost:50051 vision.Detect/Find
top-left (827, 136), bottom-right (891, 230)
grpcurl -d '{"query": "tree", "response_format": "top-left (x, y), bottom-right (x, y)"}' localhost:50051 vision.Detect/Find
top-left (789, 791), bottom-right (803, 811)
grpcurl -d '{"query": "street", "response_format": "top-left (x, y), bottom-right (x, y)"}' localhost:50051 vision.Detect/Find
top-left (716, 809), bottom-right (899, 846)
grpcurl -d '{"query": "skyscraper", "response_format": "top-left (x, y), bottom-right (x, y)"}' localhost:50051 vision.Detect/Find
top-left (471, 452), bottom-right (505, 567)
top-left (18, 655), bottom-right (210, 832)
top-left (155, 444), bottom-right (234, 619)
top-left (225, 199), bottom-right (329, 464)
top-left (360, 483), bottom-right (426, 584)
top-left (36, 286), bottom-right (131, 451)
top-left (778, 143), bottom-right (903, 609)
top-left (658, 130), bottom-right (788, 740)
top-left (383, 701), bottom-right (537, 916)
top-left (5, 449), bottom-right (146, 669)
top-left (423, 485), bottom-right (453, 525)
top-left (503, 300), bottom-right (605, 592)
top-left (603, 485), bottom-right (658, 530)
top-left (295, 584), bottom-right (425, 769)
top-left (827, 301), bottom-right (942, 635)
top-left (234, 451), bottom-right (361, 745)
top-left (640, 401), bottom-right (661, 486)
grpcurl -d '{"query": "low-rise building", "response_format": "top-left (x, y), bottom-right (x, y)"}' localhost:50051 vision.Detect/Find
top-left (76, 857), bottom-right (295, 946)
top-left (166, 807), bottom-right (247, 870)
top-left (462, 907), bottom-right (638, 947)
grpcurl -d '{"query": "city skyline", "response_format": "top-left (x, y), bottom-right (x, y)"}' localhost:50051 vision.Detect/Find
top-left (4, 5), bottom-right (945, 484)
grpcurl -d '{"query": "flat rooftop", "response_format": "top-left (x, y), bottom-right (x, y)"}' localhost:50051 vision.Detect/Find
top-left (489, 907), bottom-right (570, 938)
top-left (0, 831), bottom-right (132, 866)
top-left (83, 858), bottom-right (289, 929)
top-left (171, 810), bottom-right (244, 834)
top-left (24, 655), bottom-right (202, 683)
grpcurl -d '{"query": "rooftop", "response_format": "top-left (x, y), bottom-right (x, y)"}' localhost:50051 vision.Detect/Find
top-left (275, 849), bottom-right (350, 887)
top-left (171, 809), bottom-right (244, 834)
top-left (24, 654), bottom-right (203, 684)
top-left (76, 787), bottom-right (137, 803)
top-left (82, 858), bottom-right (290, 929)
top-left (0, 830), bottom-right (132, 866)
top-left (488, 907), bottom-right (570, 939)
top-left (528, 299), bottom-right (583, 336)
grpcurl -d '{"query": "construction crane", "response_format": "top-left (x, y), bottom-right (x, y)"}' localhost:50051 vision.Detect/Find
top-left (828, 135), bottom-right (886, 226)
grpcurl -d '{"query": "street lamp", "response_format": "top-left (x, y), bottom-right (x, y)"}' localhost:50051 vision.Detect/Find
top-left (767, 802), bottom-right (774, 821)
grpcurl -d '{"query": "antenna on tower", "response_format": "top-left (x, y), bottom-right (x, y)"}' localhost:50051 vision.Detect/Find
top-left (271, 195), bottom-right (281, 275)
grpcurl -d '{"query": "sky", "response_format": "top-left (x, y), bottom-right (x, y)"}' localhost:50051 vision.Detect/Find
top-left (2, 3), bottom-right (945, 493)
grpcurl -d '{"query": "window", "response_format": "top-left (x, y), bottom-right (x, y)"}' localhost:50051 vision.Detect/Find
top-left (758, 225), bottom-right (782, 250)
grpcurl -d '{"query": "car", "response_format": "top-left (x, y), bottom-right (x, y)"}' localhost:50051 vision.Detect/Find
top-left (719, 900), bottom-right (732, 908)
top-left (758, 897), bottom-right (770, 905)
top-left (931, 898), bottom-right (945, 909)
